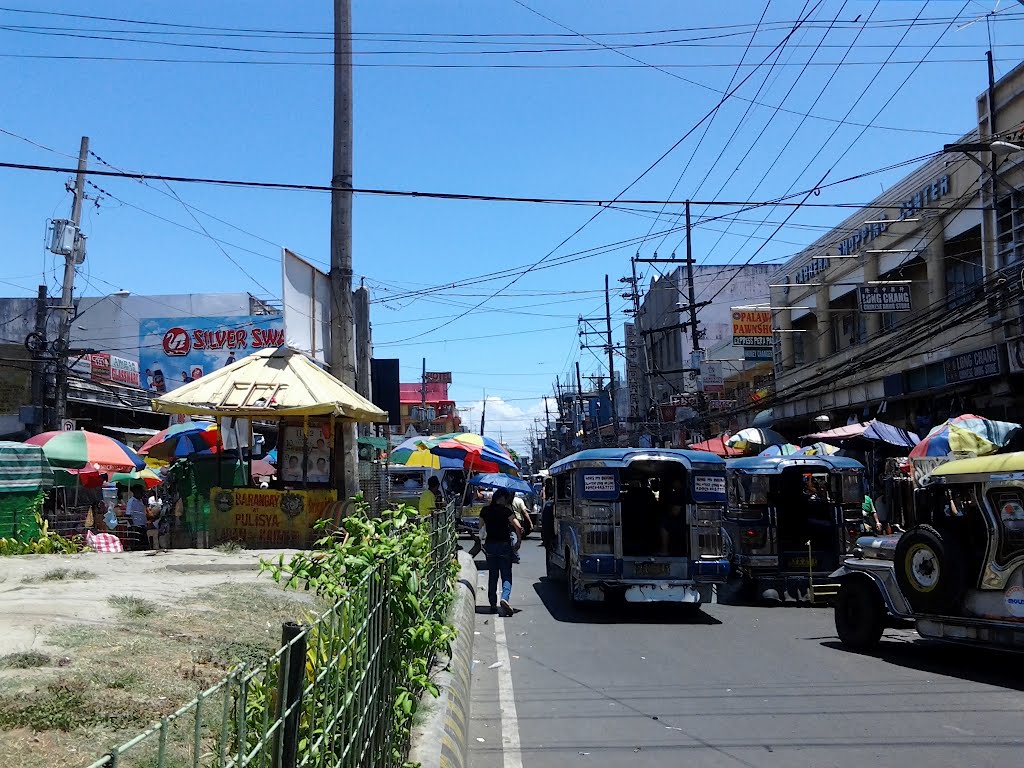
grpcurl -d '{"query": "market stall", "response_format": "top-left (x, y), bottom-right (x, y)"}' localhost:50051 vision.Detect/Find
top-left (151, 346), bottom-right (388, 548)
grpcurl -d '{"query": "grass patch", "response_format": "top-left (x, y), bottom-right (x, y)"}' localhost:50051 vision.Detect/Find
top-left (108, 595), bottom-right (158, 619)
top-left (213, 541), bottom-right (245, 553)
top-left (0, 651), bottom-right (50, 669)
top-left (24, 568), bottom-right (95, 584)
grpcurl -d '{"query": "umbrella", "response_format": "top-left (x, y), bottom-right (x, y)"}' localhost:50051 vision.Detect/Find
top-left (758, 443), bottom-right (801, 457)
top-left (138, 422), bottom-right (219, 461)
top-left (265, 448), bottom-right (278, 464)
top-left (909, 415), bottom-right (1021, 458)
top-left (389, 436), bottom-right (462, 469)
top-left (797, 442), bottom-right (841, 456)
top-left (251, 459), bottom-right (276, 479)
top-left (110, 467), bottom-right (162, 489)
top-left (687, 435), bottom-right (743, 457)
top-left (25, 430), bottom-right (145, 472)
top-left (803, 419), bottom-right (919, 449)
top-left (52, 466), bottom-right (106, 489)
top-left (726, 428), bottom-right (788, 452)
top-left (426, 433), bottom-right (519, 474)
top-left (468, 473), bottom-right (533, 494)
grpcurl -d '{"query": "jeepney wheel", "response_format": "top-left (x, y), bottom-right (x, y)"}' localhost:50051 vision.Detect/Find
top-left (566, 549), bottom-right (581, 606)
top-left (835, 578), bottom-right (885, 651)
top-left (893, 524), bottom-right (965, 613)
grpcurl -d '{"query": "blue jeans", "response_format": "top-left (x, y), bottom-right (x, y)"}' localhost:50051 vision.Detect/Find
top-left (485, 542), bottom-right (513, 606)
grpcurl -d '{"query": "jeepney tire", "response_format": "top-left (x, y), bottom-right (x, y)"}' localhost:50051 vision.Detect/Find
top-left (893, 524), bottom-right (965, 613)
top-left (835, 578), bottom-right (885, 651)
top-left (566, 549), bottom-right (580, 606)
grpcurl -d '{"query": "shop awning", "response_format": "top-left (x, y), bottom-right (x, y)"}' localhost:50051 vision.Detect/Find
top-left (152, 347), bottom-right (388, 423)
top-left (803, 419), bottom-right (919, 449)
top-left (0, 441), bottom-right (54, 493)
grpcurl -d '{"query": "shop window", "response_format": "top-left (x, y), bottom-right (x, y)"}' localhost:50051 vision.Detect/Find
top-left (793, 331), bottom-right (805, 366)
top-left (996, 191), bottom-right (1024, 267)
top-left (945, 224), bottom-right (985, 310)
top-left (881, 312), bottom-right (897, 332)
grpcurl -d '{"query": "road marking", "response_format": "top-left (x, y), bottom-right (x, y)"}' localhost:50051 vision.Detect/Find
top-left (494, 612), bottom-right (524, 768)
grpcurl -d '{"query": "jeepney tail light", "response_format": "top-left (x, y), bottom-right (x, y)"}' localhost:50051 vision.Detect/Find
top-left (740, 528), bottom-right (766, 548)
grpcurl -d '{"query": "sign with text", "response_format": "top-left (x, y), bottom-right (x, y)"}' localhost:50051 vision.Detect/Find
top-left (88, 352), bottom-right (140, 388)
top-left (731, 310), bottom-right (773, 347)
top-left (579, 469), bottom-right (619, 501)
top-left (89, 353), bottom-right (111, 383)
top-left (708, 399), bottom-right (737, 411)
top-left (209, 487), bottom-right (337, 548)
top-left (424, 371), bottom-right (452, 384)
top-left (858, 285), bottom-right (912, 313)
top-left (624, 322), bottom-right (641, 418)
top-left (942, 345), bottom-right (1002, 385)
top-left (692, 473), bottom-right (727, 502)
top-left (744, 347), bottom-right (774, 362)
top-left (139, 315), bottom-right (284, 394)
top-left (700, 361), bottom-right (724, 393)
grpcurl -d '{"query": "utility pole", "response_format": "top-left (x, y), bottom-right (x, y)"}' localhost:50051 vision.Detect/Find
top-left (543, 396), bottom-right (552, 464)
top-left (52, 136), bottom-right (88, 431)
top-left (684, 201), bottom-right (707, 441)
top-left (604, 274), bottom-right (619, 444)
top-left (576, 360), bottom-right (587, 447)
top-left (480, 390), bottom-right (487, 435)
top-left (420, 357), bottom-right (427, 434)
top-left (353, 280), bottom-right (372, 436)
top-left (330, 0), bottom-right (358, 499)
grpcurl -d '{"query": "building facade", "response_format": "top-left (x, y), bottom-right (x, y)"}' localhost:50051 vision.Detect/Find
top-left (395, 382), bottom-right (461, 437)
top-left (768, 62), bottom-right (1024, 436)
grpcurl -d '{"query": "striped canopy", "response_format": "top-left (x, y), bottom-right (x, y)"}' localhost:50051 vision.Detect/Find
top-left (0, 441), bottom-right (54, 493)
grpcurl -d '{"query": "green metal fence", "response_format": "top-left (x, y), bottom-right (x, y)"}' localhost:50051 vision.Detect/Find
top-left (83, 502), bottom-right (457, 768)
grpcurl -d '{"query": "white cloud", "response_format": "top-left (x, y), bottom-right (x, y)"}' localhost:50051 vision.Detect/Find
top-left (459, 395), bottom-right (555, 455)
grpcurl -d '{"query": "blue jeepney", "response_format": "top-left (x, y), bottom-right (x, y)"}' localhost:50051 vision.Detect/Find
top-left (724, 455), bottom-right (865, 602)
top-left (546, 448), bottom-right (730, 606)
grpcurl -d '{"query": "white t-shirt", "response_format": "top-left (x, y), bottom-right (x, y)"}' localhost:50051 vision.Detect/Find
top-left (126, 497), bottom-right (148, 527)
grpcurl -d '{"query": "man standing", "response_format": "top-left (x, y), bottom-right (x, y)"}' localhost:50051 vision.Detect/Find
top-left (419, 475), bottom-right (442, 515)
top-left (126, 486), bottom-right (149, 551)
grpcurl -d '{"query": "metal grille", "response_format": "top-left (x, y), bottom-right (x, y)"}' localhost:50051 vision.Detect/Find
top-left (359, 460), bottom-right (390, 516)
top-left (82, 504), bottom-right (457, 768)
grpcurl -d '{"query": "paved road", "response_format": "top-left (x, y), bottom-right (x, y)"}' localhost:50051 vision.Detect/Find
top-left (467, 539), bottom-right (1024, 768)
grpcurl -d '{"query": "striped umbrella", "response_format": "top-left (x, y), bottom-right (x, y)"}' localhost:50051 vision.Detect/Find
top-left (138, 421), bottom-right (219, 461)
top-left (389, 436), bottom-right (461, 469)
top-left (110, 467), bottom-right (163, 489)
top-left (726, 428), bottom-right (788, 453)
top-left (25, 430), bottom-right (145, 473)
top-left (425, 433), bottom-right (519, 475)
top-left (758, 443), bottom-right (801, 457)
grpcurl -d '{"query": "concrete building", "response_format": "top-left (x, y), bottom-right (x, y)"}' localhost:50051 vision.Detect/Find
top-left (0, 291), bottom-right (280, 438)
top-left (768, 62), bottom-right (1024, 436)
top-left (638, 264), bottom-right (773, 406)
top-left (396, 381), bottom-right (462, 438)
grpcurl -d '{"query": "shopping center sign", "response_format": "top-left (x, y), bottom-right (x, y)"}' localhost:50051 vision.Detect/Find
top-left (139, 315), bottom-right (285, 394)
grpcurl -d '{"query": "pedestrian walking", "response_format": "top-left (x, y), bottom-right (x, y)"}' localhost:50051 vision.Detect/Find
top-left (481, 489), bottom-right (523, 617)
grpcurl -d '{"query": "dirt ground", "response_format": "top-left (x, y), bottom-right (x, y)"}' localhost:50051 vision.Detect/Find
top-left (0, 547), bottom-right (321, 768)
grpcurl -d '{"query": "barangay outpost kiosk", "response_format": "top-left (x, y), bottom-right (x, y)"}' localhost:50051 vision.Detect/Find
top-left (151, 346), bottom-right (388, 548)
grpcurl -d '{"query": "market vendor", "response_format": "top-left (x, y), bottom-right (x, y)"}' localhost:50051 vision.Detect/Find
top-left (419, 476), bottom-right (442, 515)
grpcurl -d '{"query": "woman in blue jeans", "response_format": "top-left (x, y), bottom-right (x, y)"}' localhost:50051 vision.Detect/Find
top-left (481, 489), bottom-right (524, 617)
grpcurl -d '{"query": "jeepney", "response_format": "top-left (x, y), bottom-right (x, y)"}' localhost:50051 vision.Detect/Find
top-left (833, 452), bottom-right (1024, 651)
top-left (545, 448), bottom-right (730, 606)
top-left (724, 456), bottom-right (865, 602)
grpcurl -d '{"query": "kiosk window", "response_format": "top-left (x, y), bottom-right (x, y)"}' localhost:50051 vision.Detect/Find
top-left (556, 474), bottom-right (572, 501)
top-left (990, 489), bottom-right (1024, 565)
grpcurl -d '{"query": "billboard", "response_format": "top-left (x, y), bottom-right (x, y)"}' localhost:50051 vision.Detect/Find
top-left (86, 352), bottom-right (140, 388)
top-left (731, 310), bottom-right (773, 347)
top-left (700, 361), bottom-right (724, 393)
top-left (139, 315), bottom-right (285, 394)
top-left (424, 371), bottom-right (452, 384)
top-left (282, 248), bottom-right (331, 365)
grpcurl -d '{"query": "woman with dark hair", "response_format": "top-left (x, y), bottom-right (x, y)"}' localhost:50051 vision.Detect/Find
top-left (480, 489), bottom-right (523, 617)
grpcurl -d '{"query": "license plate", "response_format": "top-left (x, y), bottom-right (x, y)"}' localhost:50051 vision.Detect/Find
top-left (634, 562), bottom-right (670, 577)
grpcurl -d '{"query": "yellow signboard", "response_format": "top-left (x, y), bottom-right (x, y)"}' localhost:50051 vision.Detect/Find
top-left (209, 487), bottom-right (338, 548)
top-left (731, 310), bottom-right (773, 348)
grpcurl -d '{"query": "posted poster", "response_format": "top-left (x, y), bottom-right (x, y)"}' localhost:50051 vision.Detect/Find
top-left (280, 421), bottom-right (333, 485)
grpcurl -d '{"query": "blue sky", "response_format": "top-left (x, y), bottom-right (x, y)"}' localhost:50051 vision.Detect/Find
top-left (1, 1), bottom-right (1022, 449)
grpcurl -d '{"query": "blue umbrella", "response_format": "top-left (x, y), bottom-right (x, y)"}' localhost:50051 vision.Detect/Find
top-left (468, 473), bottom-right (532, 494)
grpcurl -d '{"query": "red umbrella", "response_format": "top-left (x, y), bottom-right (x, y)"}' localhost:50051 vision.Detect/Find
top-left (251, 459), bottom-right (276, 479)
top-left (687, 435), bottom-right (743, 457)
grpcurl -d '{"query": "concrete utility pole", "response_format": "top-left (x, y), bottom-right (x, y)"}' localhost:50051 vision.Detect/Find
top-left (604, 274), bottom-right (619, 443)
top-left (576, 360), bottom-right (587, 446)
top-left (330, 0), bottom-right (358, 499)
top-left (52, 136), bottom-right (88, 431)
top-left (480, 390), bottom-right (487, 436)
top-left (420, 357), bottom-right (427, 434)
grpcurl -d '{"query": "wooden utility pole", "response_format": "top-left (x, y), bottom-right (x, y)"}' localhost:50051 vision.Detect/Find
top-left (52, 136), bottom-right (88, 431)
top-left (330, 0), bottom-right (358, 498)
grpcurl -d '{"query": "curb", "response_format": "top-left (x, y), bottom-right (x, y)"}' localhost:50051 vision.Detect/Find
top-left (408, 550), bottom-right (478, 768)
